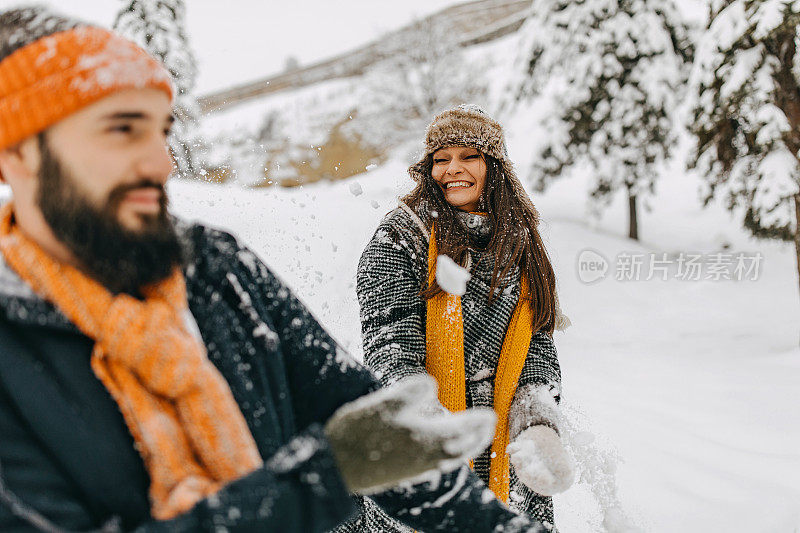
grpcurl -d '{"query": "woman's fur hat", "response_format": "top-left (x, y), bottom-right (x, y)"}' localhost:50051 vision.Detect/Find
top-left (408, 104), bottom-right (540, 227)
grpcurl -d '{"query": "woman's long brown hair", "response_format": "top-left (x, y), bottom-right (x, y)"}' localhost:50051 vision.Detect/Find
top-left (402, 152), bottom-right (557, 334)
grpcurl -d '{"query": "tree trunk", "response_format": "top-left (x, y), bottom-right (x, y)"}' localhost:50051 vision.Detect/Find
top-left (628, 189), bottom-right (639, 241)
top-left (795, 194), bottom-right (800, 346)
top-left (770, 33), bottom-right (800, 155)
top-left (759, 33), bottom-right (800, 345)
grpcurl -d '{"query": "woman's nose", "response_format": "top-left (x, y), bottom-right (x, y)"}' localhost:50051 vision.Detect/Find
top-left (446, 160), bottom-right (464, 175)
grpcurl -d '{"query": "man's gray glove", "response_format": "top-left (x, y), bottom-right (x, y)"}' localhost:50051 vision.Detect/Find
top-left (324, 375), bottom-right (496, 494)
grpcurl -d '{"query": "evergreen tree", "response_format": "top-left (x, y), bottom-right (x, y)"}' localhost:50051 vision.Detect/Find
top-left (114, 0), bottom-right (201, 179)
top-left (689, 0), bottom-right (800, 299)
top-left (509, 0), bottom-right (693, 240)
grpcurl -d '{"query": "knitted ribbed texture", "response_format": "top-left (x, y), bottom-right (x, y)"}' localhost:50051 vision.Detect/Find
top-left (425, 224), bottom-right (532, 503)
top-left (0, 204), bottom-right (262, 519)
top-left (425, 224), bottom-right (467, 413)
top-left (0, 26), bottom-right (173, 151)
top-left (488, 274), bottom-right (534, 503)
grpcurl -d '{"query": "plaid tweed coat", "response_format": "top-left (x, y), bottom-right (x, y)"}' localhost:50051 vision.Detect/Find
top-left (354, 203), bottom-right (564, 531)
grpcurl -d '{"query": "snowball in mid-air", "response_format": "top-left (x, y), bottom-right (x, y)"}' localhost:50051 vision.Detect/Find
top-left (349, 181), bottom-right (363, 196)
top-left (436, 255), bottom-right (470, 296)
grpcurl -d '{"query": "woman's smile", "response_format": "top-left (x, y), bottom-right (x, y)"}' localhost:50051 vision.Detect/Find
top-left (444, 180), bottom-right (474, 189)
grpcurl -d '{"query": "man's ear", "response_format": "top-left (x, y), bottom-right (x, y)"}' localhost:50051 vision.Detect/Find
top-left (0, 136), bottom-right (41, 185)
top-left (0, 148), bottom-right (11, 184)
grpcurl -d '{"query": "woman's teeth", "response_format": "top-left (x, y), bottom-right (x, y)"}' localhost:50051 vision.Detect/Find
top-left (445, 181), bottom-right (472, 189)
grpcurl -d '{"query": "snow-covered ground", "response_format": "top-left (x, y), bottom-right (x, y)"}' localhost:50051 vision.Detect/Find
top-left (167, 141), bottom-right (800, 532)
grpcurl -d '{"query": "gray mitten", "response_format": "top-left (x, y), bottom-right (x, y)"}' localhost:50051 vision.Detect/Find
top-left (324, 375), bottom-right (496, 494)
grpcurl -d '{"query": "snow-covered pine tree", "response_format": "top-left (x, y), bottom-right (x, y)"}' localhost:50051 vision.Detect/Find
top-left (114, 0), bottom-right (201, 179)
top-left (689, 0), bottom-right (800, 298)
top-left (345, 17), bottom-right (489, 152)
top-left (509, 0), bottom-right (693, 240)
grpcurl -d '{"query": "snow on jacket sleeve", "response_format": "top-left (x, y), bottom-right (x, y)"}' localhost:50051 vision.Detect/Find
top-left (369, 464), bottom-right (544, 533)
top-left (509, 331), bottom-right (563, 439)
top-left (248, 254), bottom-right (380, 426)
top-left (356, 221), bottom-right (429, 386)
top-left (133, 424), bottom-right (356, 533)
top-left (203, 227), bottom-right (381, 429)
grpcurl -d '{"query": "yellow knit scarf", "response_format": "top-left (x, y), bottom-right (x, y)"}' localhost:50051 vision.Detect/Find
top-left (425, 224), bottom-right (533, 503)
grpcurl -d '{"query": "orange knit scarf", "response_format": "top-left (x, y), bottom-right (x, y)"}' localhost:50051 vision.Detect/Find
top-left (0, 204), bottom-right (262, 519)
top-left (425, 224), bottom-right (533, 503)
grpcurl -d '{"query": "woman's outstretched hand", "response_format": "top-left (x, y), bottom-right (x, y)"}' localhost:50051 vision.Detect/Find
top-left (507, 425), bottom-right (575, 496)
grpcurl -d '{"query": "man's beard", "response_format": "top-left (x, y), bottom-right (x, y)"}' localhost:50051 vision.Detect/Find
top-left (35, 134), bottom-right (184, 296)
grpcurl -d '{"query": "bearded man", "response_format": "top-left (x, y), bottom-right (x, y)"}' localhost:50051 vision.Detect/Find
top-left (0, 6), bottom-right (545, 533)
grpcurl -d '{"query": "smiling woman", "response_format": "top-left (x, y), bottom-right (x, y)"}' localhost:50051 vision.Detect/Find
top-left (353, 104), bottom-right (574, 531)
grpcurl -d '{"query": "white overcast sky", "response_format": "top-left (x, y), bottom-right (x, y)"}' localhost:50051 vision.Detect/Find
top-left (0, 0), bottom-right (463, 94)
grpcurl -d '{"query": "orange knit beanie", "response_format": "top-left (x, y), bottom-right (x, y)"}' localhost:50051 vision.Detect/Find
top-left (0, 26), bottom-right (174, 151)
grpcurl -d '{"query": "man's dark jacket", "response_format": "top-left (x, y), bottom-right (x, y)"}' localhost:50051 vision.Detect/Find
top-left (0, 220), bottom-right (539, 533)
